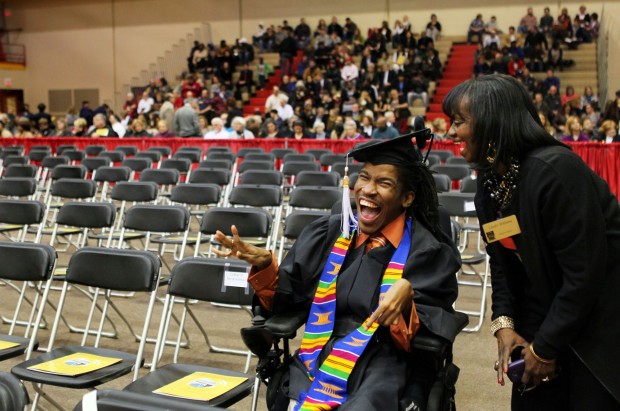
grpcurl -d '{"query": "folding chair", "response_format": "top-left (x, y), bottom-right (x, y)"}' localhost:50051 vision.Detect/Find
top-left (3, 155), bottom-right (28, 167)
top-left (0, 200), bottom-right (45, 243)
top-left (276, 210), bottom-right (328, 262)
top-left (121, 158), bottom-right (153, 176)
top-left (237, 147), bottom-right (264, 158)
top-left (74, 389), bottom-right (225, 411)
top-left (124, 257), bottom-right (256, 409)
top-left (0, 177), bottom-right (37, 200)
top-left (93, 166), bottom-right (132, 200)
top-left (281, 161), bottom-right (320, 186)
top-left (135, 150), bottom-right (162, 168)
top-left (171, 183), bottom-right (222, 217)
top-left (3, 165), bottom-right (37, 179)
top-left (1, 146), bottom-right (24, 157)
top-left (188, 169), bottom-right (233, 205)
top-left (282, 153), bottom-right (314, 165)
top-left (270, 148), bottom-right (297, 160)
top-left (84, 145), bottom-right (106, 157)
top-left (207, 152), bottom-right (237, 174)
top-left (430, 149), bottom-right (455, 163)
top-left (160, 158), bottom-right (192, 182)
top-left (115, 146), bottom-right (138, 157)
top-left (295, 170), bottom-right (340, 187)
top-left (176, 146), bottom-right (203, 157)
top-left (245, 152), bottom-right (276, 163)
top-left (319, 153), bottom-right (345, 168)
top-left (27, 147), bottom-right (51, 163)
top-left (38, 161), bottom-right (78, 199)
top-left (81, 157), bottom-right (111, 176)
top-left (98, 151), bottom-right (125, 165)
top-left (330, 162), bottom-right (363, 177)
top-left (228, 184), bottom-right (283, 246)
top-left (430, 164), bottom-right (471, 190)
top-left (446, 157), bottom-right (469, 166)
top-left (426, 154), bottom-right (441, 168)
top-left (206, 146), bottom-right (233, 156)
top-left (56, 145), bottom-right (77, 156)
top-left (147, 146), bottom-right (171, 159)
top-left (239, 170), bottom-right (283, 187)
top-left (460, 176), bottom-right (477, 193)
top-left (49, 202), bottom-right (117, 253)
top-left (304, 148), bottom-right (332, 161)
top-left (173, 150), bottom-right (202, 164)
top-left (287, 186), bottom-right (341, 216)
top-left (63, 149), bottom-right (85, 165)
top-left (11, 247), bottom-right (161, 410)
top-left (140, 168), bottom-right (180, 203)
top-left (198, 159), bottom-right (233, 171)
top-left (0, 242), bottom-right (56, 361)
top-left (237, 160), bottom-right (274, 174)
top-left (433, 173), bottom-right (452, 193)
top-left (0, 371), bottom-right (30, 410)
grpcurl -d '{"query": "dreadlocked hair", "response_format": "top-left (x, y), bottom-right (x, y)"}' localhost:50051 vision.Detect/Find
top-left (397, 161), bottom-right (441, 235)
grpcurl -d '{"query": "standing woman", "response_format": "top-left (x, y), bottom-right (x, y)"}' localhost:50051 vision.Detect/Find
top-left (444, 74), bottom-right (620, 410)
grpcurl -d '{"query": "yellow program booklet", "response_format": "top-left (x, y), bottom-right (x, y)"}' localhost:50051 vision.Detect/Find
top-left (0, 340), bottom-right (20, 351)
top-left (28, 352), bottom-right (122, 376)
top-left (154, 372), bottom-right (248, 401)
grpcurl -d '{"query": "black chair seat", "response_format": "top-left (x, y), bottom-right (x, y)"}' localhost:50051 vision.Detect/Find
top-left (88, 231), bottom-right (146, 241)
top-left (0, 334), bottom-right (38, 361)
top-left (11, 345), bottom-right (139, 389)
top-left (72, 389), bottom-right (226, 411)
top-left (460, 252), bottom-right (486, 265)
top-left (0, 223), bottom-right (23, 232)
top-left (123, 363), bottom-right (254, 408)
top-left (151, 235), bottom-right (198, 245)
top-left (27, 227), bottom-right (82, 236)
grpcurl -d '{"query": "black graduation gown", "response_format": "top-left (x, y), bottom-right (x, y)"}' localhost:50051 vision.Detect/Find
top-left (475, 146), bottom-right (620, 403)
top-left (272, 214), bottom-right (461, 409)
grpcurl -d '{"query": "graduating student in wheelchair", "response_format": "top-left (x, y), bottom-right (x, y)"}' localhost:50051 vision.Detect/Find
top-left (216, 129), bottom-right (462, 411)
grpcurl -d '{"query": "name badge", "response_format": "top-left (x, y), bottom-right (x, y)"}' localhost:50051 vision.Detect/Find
top-left (482, 215), bottom-right (521, 243)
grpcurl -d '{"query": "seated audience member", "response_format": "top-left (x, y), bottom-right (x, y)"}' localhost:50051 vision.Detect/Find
top-left (589, 12), bottom-right (600, 39)
top-left (199, 115), bottom-right (210, 136)
top-left (214, 131), bottom-right (460, 411)
top-left (468, 14), bottom-right (485, 43)
top-left (507, 54), bottom-right (525, 77)
top-left (256, 57), bottom-right (273, 89)
top-left (235, 63), bottom-right (255, 99)
top-left (154, 120), bottom-right (175, 138)
top-left (547, 41), bottom-right (564, 71)
top-left (265, 86), bottom-right (284, 112)
top-left (598, 120), bottom-right (620, 143)
top-left (290, 120), bottom-right (313, 140)
top-left (229, 116), bottom-right (255, 139)
top-left (360, 115), bottom-right (374, 138)
top-left (581, 103), bottom-right (600, 126)
top-left (204, 117), bottom-right (230, 139)
top-left (37, 118), bottom-right (53, 137)
top-left (0, 119), bottom-right (13, 137)
top-left (109, 114), bottom-right (126, 137)
top-left (561, 86), bottom-right (581, 112)
top-left (15, 117), bottom-right (34, 138)
top-left (431, 117), bottom-right (448, 140)
top-left (540, 7), bottom-right (554, 35)
top-left (483, 30), bottom-right (501, 50)
top-left (425, 14), bottom-right (442, 41)
top-left (581, 118), bottom-right (599, 141)
top-left (123, 92), bottom-right (138, 119)
top-left (542, 69), bottom-right (561, 91)
top-left (174, 101), bottom-right (201, 137)
top-left (518, 7), bottom-right (538, 34)
top-left (538, 111), bottom-right (557, 137)
top-left (554, 8), bottom-right (574, 42)
top-left (474, 55), bottom-right (491, 77)
top-left (562, 116), bottom-right (589, 142)
top-left (580, 86), bottom-right (598, 111)
top-left (484, 16), bottom-right (501, 34)
top-left (137, 91), bottom-right (155, 115)
top-left (574, 5), bottom-right (592, 43)
top-left (372, 116), bottom-right (399, 139)
top-left (602, 91), bottom-right (620, 124)
top-left (276, 95), bottom-right (294, 122)
top-left (259, 118), bottom-right (280, 138)
top-left (72, 117), bottom-right (88, 137)
top-left (339, 119), bottom-right (364, 140)
top-left (313, 121), bottom-right (328, 140)
top-left (89, 113), bottom-right (118, 137)
top-left (125, 119), bottom-right (151, 137)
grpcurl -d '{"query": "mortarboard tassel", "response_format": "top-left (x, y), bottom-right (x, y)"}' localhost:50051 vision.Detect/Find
top-left (341, 155), bottom-right (357, 238)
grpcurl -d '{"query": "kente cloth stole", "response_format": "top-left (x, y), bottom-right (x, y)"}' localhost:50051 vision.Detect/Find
top-left (294, 218), bottom-right (412, 411)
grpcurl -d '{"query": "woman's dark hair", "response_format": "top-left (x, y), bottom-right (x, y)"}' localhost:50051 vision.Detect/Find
top-left (442, 74), bottom-right (565, 172)
top-left (397, 161), bottom-right (441, 235)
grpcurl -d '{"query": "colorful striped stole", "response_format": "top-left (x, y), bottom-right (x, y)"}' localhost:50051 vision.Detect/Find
top-left (294, 218), bottom-right (412, 411)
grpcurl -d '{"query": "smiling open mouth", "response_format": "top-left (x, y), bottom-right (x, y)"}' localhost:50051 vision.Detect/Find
top-left (359, 198), bottom-right (381, 222)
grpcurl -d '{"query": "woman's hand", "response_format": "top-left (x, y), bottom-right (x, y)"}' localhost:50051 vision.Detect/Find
top-left (495, 328), bottom-right (528, 385)
top-left (364, 278), bottom-right (413, 330)
top-left (521, 345), bottom-right (557, 386)
top-left (213, 225), bottom-right (272, 270)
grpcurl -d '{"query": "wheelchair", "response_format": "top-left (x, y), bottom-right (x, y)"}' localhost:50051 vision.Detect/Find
top-left (241, 306), bottom-right (468, 411)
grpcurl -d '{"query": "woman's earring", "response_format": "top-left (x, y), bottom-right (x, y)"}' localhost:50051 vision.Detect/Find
top-left (486, 143), bottom-right (497, 165)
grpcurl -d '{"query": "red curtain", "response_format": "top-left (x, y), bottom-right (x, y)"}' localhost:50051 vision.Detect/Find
top-left (1, 138), bottom-right (618, 197)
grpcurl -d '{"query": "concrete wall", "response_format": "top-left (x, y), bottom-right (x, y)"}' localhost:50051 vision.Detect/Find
top-left (5, 0), bottom-right (613, 112)
top-left (602, 2), bottom-right (620, 103)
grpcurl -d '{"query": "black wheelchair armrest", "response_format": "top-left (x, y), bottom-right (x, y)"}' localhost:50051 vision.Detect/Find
top-left (412, 312), bottom-right (469, 356)
top-left (265, 310), bottom-right (307, 339)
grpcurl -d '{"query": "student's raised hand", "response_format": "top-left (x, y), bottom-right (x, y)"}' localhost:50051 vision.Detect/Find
top-left (213, 225), bottom-right (272, 270)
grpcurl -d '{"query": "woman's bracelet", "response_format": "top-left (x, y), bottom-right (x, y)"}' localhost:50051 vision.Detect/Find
top-left (490, 316), bottom-right (514, 336)
top-left (529, 343), bottom-right (554, 364)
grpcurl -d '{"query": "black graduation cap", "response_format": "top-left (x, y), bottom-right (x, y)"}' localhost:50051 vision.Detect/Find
top-left (347, 116), bottom-right (431, 166)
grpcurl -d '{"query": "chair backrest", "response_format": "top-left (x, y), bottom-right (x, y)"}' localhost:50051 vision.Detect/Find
top-left (147, 146), bottom-right (171, 157)
top-left (176, 146), bottom-right (203, 155)
top-left (50, 179), bottom-right (97, 199)
top-left (431, 149), bottom-right (455, 162)
top-left (206, 151), bottom-right (236, 163)
top-left (295, 171), bottom-right (340, 187)
top-left (198, 159), bottom-right (233, 170)
top-left (305, 149), bottom-right (333, 160)
top-left (229, 185), bottom-right (282, 207)
top-left (168, 257), bottom-right (253, 305)
top-left (110, 181), bottom-right (158, 202)
top-left (330, 162), bottom-right (363, 177)
top-left (27, 148), bottom-right (50, 162)
top-left (432, 173), bottom-right (452, 193)
top-left (63, 149), bottom-right (85, 162)
top-left (50, 165), bottom-right (87, 180)
top-left (0, 177), bottom-right (37, 197)
top-left (93, 166), bottom-right (131, 183)
top-left (426, 154), bottom-right (441, 168)
top-left (188, 168), bottom-right (230, 185)
top-left (172, 151), bottom-right (201, 163)
top-left (283, 211), bottom-right (328, 239)
top-left (289, 186), bottom-right (341, 209)
top-left (0, 371), bottom-right (30, 411)
top-left (135, 151), bottom-right (162, 163)
top-left (41, 156), bottom-right (69, 169)
top-left (84, 145), bottom-right (107, 156)
top-left (1, 147), bottom-right (23, 157)
top-left (282, 161), bottom-right (320, 176)
top-left (66, 247), bottom-right (160, 292)
top-left (56, 144), bottom-right (77, 155)
top-left (3, 155), bottom-right (28, 167)
top-left (320, 153), bottom-right (346, 166)
top-left (446, 156), bottom-right (470, 166)
top-left (171, 183), bottom-right (221, 206)
top-left (437, 192), bottom-right (477, 218)
top-left (206, 146), bottom-right (233, 155)
top-left (121, 158), bottom-right (152, 172)
top-left (283, 153), bottom-right (314, 163)
top-left (4, 164), bottom-right (37, 178)
top-left (237, 147), bottom-right (264, 158)
top-left (200, 207), bottom-right (272, 237)
top-left (270, 148), bottom-right (297, 159)
top-left (460, 176), bottom-right (477, 193)
top-left (140, 168), bottom-right (180, 185)
top-left (0, 242), bottom-right (56, 282)
top-left (430, 164), bottom-right (471, 182)
top-left (0, 200), bottom-right (45, 225)
top-left (160, 158), bottom-right (191, 173)
top-left (81, 157), bottom-right (111, 172)
top-left (56, 202), bottom-right (116, 229)
top-left (238, 160), bottom-right (274, 173)
top-left (245, 152), bottom-right (275, 162)
top-left (115, 145), bottom-right (138, 157)
top-left (98, 151), bottom-right (125, 163)
top-left (77, 389), bottom-right (223, 411)
top-left (124, 204), bottom-right (190, 233)
top-left (239, 170), bottom-right (283, 186)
